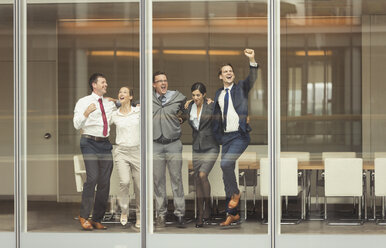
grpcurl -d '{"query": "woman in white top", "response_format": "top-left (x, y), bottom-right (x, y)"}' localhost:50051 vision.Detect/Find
top-left (111, 86), bottom-right (140, 228)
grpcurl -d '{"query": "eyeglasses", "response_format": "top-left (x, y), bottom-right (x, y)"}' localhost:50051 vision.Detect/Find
top-left (154, 79), bottom-right (168, 83)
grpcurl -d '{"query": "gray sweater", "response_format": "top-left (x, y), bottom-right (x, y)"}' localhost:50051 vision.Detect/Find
top-left (153, 90), bottom-right (186, 141)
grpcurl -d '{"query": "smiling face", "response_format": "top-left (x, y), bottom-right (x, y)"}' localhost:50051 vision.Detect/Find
top-left (118, 87), bottom-right (133, 105)
top-left (219, 65), bottom-right (235, 87)
top-left (92, 76), bottom-right (108, 96)
top-left (153, 74), bottom-right (168, 95)
top-left (192, 89), bottom-right (205, 107)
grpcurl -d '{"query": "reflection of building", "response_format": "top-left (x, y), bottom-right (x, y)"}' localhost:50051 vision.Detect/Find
top-left (2, 0), bottom-right (386, 245)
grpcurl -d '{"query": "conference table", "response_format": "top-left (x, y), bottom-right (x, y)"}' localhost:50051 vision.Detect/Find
top-left (237, 160), bottom-right (375, 221)
top-left (238, 160), bottom-right (374, 170)
top-left (188, 158), bottom-right (376, 221)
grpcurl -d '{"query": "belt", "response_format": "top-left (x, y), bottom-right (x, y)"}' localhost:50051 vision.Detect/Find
top-left (154, 137), bottom-right (179, 144)
top-left (82, 134), bottom-right (109, 142)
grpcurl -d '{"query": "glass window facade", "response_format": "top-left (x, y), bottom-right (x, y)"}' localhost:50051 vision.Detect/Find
top-left (0, 0), bottom-right (14, 238)
top-left (3, 0), bottom-right (386, 248)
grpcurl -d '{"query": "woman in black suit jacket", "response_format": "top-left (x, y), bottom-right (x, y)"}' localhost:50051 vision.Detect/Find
top-left (186, 82), bottom-right (220, 228)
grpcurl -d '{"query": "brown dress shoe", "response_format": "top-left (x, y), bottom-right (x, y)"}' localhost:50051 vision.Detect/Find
top-left (228, 193), bottom-right (241, 209)
top-left (79, 216), bottom-right (93, 230)
top-left (89, 220), bottom-right (108, 230)
top-left (220, 214), bottom-right (240, 226)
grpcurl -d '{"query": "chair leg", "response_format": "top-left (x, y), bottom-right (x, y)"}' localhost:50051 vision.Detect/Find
top-left (285, 196), bottom-right (288, 214)
top-left (316, 170), bottom-right (320, 208)
top-left (244, 173), bottom-right (247, 220)
top-left (364, 193), bottom-right (367, 220)
top-left (383, 196), bottom-right (385, 220)
top-left (373, 183), bottom-right (376, 220)
top-left (194, 189), bottom-right (197, 219)
top-left (324, 197), bottom-right (327, 220)
top-left (359, 197), bottom-right (362, 219)
top-left (301, 190), bottom-right (304, 220)
top-left (253, 180), bottom-right (256, 211)
top-left (261, 197), bottom-right (264, 220)
top-left (216, 197), bottom-right (219, 214)
top-left (211, 195), bottom-right (214, 214)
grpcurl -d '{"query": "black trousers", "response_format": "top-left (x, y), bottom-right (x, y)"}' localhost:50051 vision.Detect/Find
top-left (79, 137), bottom-right (113, 222)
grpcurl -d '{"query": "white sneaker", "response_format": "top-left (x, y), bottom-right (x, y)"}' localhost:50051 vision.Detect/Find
top-left (135, 219), bottom-right (140, 229)
top-left (120, 214), bottom-right (128, 226)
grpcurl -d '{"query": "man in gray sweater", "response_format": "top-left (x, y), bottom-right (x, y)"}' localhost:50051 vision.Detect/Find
top-left (153, 71), bottom-right (187, 228)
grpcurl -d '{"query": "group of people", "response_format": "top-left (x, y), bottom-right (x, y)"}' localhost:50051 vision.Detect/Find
top-left (73, 48), bottom-right (258, 230)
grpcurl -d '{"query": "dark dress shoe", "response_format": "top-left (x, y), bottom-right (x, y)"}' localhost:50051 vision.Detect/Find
top-left (228, 193), bottom-right (241, 209)
top-left (79, 216), bottom-right (93, 230)
top-left (89, 220), bottom-right (108, 230)
top-left (203, 218), bottom-right (210, 224)
top-left (195, 222), bottom-right (203, 228)
top-left (177, 216), bottom-right (186, 228)
top-left (220, 214), bottom-right (240, 226)
top-left (195, 217), bottom-right (204, 228)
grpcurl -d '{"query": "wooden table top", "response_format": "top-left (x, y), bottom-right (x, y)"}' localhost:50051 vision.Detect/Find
top-left (238, 160), bottom-right (374, 170)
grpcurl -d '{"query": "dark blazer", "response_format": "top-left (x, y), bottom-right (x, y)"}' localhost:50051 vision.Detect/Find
top-left (186, 100), bottom-right (219, 151)
top-left (212, 65), bottom-right (259, 144)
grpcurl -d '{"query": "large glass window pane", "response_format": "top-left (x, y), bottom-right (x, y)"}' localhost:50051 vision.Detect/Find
top-left (0, 0), bottom-right (14, 241)
top-left (279, 0), bottom-right (386, 238)
top-left (150, 0), bottom-right (268, 236)
top-left (24, 1), bottom-right (140, 244)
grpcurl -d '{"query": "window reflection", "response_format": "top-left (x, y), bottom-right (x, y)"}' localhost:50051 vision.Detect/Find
top-left (26, 3), bottom-right (140, 237)
top-left (151, 0), bottom-right (268, 234)
top-left (280, 0), bottom-right (386, 235)
top-left (0, 2), bottom-right (14, 233)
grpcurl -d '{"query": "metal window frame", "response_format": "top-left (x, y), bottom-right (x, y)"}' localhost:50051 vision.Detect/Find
top-left (12, 0), bottom-right (278, 248)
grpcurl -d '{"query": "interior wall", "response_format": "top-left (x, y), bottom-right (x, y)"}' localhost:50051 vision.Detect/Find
top-left (0, 4), bottom-right (59, 198)
top-left (0, 2), bottom-right (369, 201)
top-left (57, 3), bottom-right (140, 201)
top-left (26, 9), bottom-right (59, 197)
top-left (362, 15), bottom-right (386, 157)
top-left (0, 4), bottom-right (15, 196)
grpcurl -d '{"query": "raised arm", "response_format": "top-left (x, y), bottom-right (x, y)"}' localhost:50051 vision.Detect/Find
top-left (240, 48), bottom-right (259, 94)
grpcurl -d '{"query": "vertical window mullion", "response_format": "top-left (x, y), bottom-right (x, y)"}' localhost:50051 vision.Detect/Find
top-left (268, 0), bottom-right (281, 247)
top-left (14, 0), bottom-right (27, 247)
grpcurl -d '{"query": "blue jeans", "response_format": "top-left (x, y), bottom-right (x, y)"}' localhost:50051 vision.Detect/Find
top-left (221, 131), bottom-right (250, 215)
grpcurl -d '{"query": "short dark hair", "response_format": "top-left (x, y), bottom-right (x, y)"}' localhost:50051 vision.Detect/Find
top-left (153, 71), bottom-right (167, 83)
top-left (88, 73), bottom-right (106, 92)
top-left (191, 82), bottom-right (207, 95)
top-left (218, 63), bottom-right (234, 76)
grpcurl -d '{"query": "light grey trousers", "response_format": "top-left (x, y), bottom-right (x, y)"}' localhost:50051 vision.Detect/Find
top-left (153, 139), bottom-right (185, 217)
top-left (114, 145), bottom-right (140, 220)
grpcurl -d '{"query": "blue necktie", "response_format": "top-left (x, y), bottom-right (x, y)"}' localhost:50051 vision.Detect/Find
top-left (223, 88), bottom-right (229, 131)
top-left (159, 95), bottom-right (166, 105)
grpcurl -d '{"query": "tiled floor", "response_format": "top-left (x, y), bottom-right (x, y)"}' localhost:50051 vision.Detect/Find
top-left (1, 200), bottom-right (386, 234)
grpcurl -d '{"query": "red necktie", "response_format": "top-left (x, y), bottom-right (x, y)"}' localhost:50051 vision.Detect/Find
top-left (98, 98), bottom-right (108, 137)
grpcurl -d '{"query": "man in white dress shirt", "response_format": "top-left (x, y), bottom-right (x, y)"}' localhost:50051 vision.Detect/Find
top-left (73, 73), bottom-right (116, 230)
top-left (212, 49), bottom-right (258, 226)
